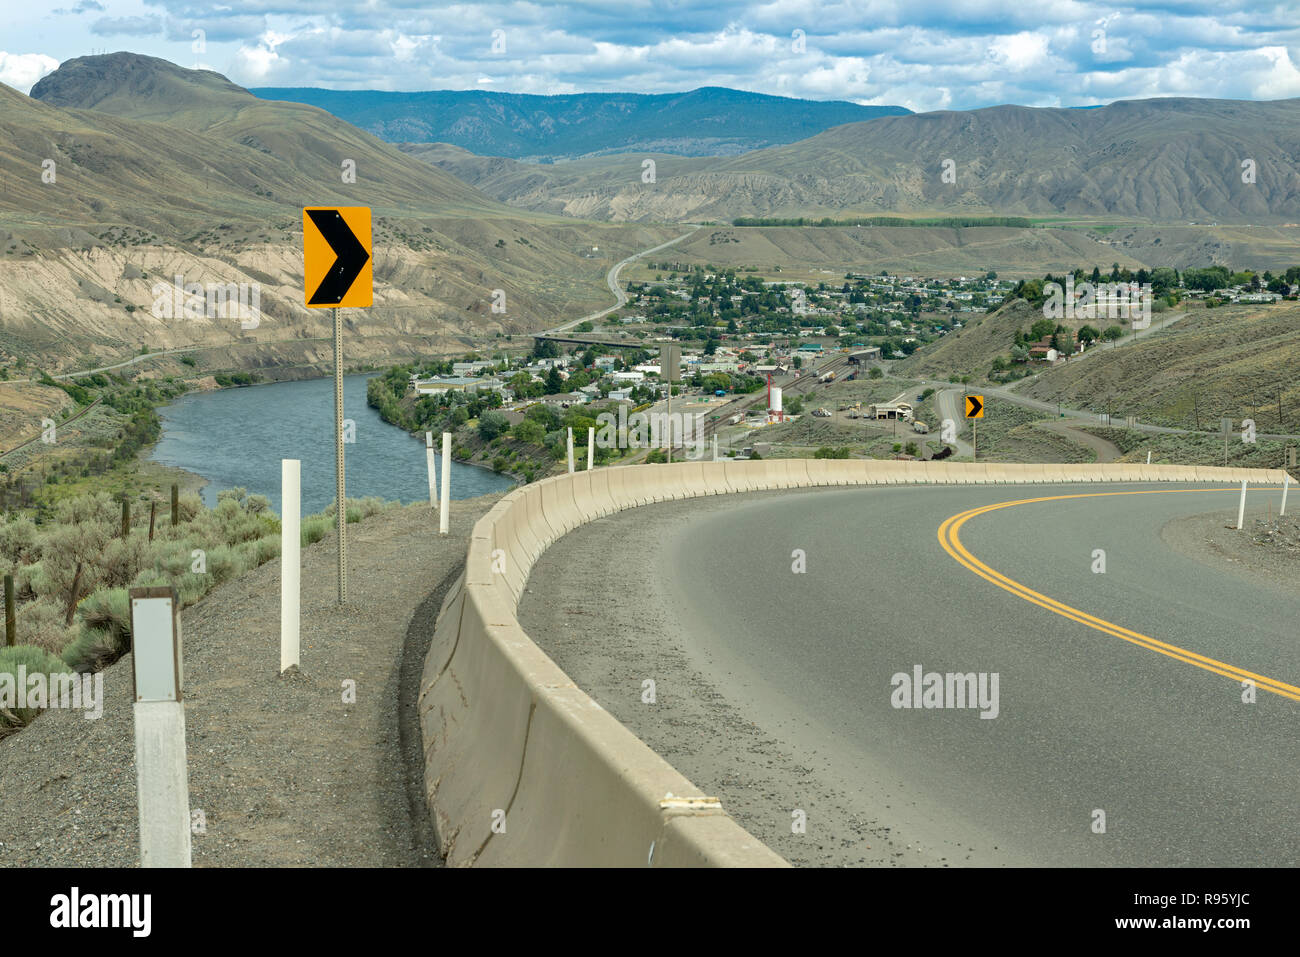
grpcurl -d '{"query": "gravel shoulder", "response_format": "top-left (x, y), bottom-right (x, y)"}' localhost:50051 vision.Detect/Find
top-left (1160, 507), bottom-right (1300, 594)
top-left (0, 493), bottom-right (503, 867)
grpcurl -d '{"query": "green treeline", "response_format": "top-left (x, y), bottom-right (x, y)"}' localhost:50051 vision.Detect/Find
top-left (731, 216), bottom-right (1034, 228)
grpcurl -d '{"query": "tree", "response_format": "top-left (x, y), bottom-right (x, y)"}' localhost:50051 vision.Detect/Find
top-left (1029, 318), bottom-right (1056, 341)
top-left (477, 410), bottom-right (508, 440)
top-left (526, 403), bottom-right (561, 430)
top-left (545, 367), bottom-right (564, 394)
top-left (1102, 325), bottom-right (1124, 342)
top-left (1076, 325), bottom-right (1101, 345)
top-left (511, 419), bottom-right (545, 444)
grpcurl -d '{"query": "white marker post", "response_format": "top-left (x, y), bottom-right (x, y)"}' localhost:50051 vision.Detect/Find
top-left (587, 427), bottom-right (595, 470)
top-left (440, 432), bottom-right (451, 535)
top-left (280, 459), bottom-right (300, 673)
top-left (1237, 480), bottom-right (1248, 530)
top-left (425, 432), bottom-right (437, 510)
top-left (1146, 451), bottom-right (1152, 465)
top-left (567, 427), bottom-right (575, 474)
top-left (1280, 473), bottom-right (1289, 518)
top-left (712, 434), bottom-right (719, 462)
top-left (130, 586), bottom-right (191, 868)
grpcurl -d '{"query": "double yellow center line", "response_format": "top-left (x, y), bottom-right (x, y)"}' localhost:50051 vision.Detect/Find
top-left (937, 488), bottom-right (1300, 702)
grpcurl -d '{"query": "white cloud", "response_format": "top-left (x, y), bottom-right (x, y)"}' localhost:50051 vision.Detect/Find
top-left (987, 31), bottom-right (1053, 72)
top-left (0, 52), bottom-right (60, 94)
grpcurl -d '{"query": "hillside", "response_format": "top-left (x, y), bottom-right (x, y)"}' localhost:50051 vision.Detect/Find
top-left (0, 54), bottom-right (674, 374)
top-left (404, 96), bottom-right (1300, 225)
top-left (897, 298), bottom-right (1044, 378)
top-left (1017, 303), bottom-right (1300, 432)
top-left (251, 86), bottom-right (910, 161)
top-left (650, 224), bottom-right (1151, 279)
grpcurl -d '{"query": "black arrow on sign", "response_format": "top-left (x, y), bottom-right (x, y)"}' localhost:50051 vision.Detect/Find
top-left (307, 208), bottom-right (369, 305)
top-left (966, 395), bottom-right (983, 417)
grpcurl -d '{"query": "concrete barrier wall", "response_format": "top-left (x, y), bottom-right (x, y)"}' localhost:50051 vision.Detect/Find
top-left (421, 460), bottom-right (1292, 867)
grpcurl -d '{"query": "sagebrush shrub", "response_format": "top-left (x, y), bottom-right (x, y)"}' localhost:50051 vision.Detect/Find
top-left (0, 645), bottom-right (76, 727)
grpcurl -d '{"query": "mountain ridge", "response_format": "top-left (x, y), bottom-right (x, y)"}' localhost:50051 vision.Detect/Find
top-left (248, 85), bottom-right (911, 161)
top-left (402, 95), bottom-right (1300, 225)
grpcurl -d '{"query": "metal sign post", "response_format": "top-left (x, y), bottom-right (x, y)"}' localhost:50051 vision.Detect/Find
top-left (966, 395), bottom-right (984, 460)
top-left (660, 344), bottom-right (680, 464)
top-left (303, 206), bottom-right (372, 606)
top-left (333, 306), bottom-right (346, 604)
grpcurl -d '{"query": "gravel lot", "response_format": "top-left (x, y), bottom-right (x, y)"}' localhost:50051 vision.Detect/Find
top-left (0, 493), bottom-right (503, 867)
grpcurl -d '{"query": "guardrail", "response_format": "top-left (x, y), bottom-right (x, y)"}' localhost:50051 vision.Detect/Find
top-left (419, 460), bottom-right (1292, 867)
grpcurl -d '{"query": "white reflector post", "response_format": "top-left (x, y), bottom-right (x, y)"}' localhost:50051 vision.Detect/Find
top-left (1237, 480), bottom-right (1248, 530)
top-left (280, 459), bottom-right (300, 673)
top-left (130, 586), bottom-right (191, 868)
top-left (1282, 473), bottom-right (1290, 518)
top-left (425, 432), bottom-right (437, 509)
top-left (567, 427), bottom-right (574, 474)
top-left (587, 427), bottom-right (595, 470)
top-left (440, 432), bottom-right (451, 535)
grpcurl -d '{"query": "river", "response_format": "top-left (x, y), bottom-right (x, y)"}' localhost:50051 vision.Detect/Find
top-left (150, 374), bottom-right (513, 514)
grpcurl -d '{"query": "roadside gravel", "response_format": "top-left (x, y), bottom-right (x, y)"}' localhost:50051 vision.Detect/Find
top-left (0, 493), bottom-right (503, 867)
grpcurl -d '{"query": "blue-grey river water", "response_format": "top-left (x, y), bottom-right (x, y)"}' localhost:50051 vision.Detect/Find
top-left (151, 374), bottom-right (513, 515)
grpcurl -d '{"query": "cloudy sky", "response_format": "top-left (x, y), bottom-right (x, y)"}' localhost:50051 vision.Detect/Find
top-left (3, 0), bottom-right (1299, 111)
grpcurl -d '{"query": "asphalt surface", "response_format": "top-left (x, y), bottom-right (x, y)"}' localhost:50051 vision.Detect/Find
top-left (522, 482), bottom-right (1299, 866)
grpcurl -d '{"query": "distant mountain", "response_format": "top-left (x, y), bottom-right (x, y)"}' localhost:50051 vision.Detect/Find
top-left (402, 97), bottom-right (1300, 225)
top-left (248, 86), bottom-right (911, 160)
top-left (4, 53), bottom-right (674, 370)
top-left (26, 53), bottom-right (501, 217)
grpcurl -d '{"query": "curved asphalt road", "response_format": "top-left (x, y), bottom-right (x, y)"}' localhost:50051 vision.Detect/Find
top-left (642, 483), bottom-right (1298, 865)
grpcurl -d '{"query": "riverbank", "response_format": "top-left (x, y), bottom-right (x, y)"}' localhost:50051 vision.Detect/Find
top-left (0, 493), bottom-right (505, 866)
top-left (151, 373), bottom-right (514, 513)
